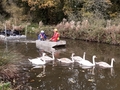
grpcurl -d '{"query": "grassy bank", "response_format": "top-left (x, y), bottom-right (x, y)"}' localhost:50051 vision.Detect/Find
top-left (0, 42), bottom-right (25, 90)
top-left (26, 18), bottom-right (120, 45)
top-left (1, 18), bottom-right (120, 45)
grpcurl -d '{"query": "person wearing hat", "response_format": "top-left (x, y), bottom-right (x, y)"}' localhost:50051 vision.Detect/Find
top-left (50, 28), bottom-right (60, 42)
top-left (38, 30), bottom-right (47, 41)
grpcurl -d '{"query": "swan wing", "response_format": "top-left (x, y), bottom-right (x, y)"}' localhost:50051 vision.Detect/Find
top-left (28, 58), bottom-right (45, 65)
top-left (96, 62), bottom-right (107, 65)
top-left (80, 60), bottom-right (94, 66)
top-left (57, 58), bottom-right (73, 63)
top-left (28, 58), bottom-right (39, 62)
top-left (98, 63), bottom-right (111, 68)
top-left (73, 56), bottom-right (83, 61)
top-left (41, 56), bottom-right (53, 61)
top-left (96, 61), bottom-right (111, 67)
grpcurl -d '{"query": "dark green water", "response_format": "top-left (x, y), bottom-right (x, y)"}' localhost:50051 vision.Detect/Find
top-left (0, 38), bottom-right (120, 90)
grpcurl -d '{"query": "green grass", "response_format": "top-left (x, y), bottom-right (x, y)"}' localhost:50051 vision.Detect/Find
top-left (0, 82), bottom-right (13, 90)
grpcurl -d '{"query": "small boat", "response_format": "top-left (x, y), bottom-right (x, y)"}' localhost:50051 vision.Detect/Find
top-left (36, 40), bottom-right (66, 49)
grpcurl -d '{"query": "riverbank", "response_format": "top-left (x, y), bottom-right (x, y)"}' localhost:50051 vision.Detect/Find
top-left (0, 42), bottom-right (28, 90)
top-left (1, 18), bottom-right (120, 45)
top-left (27, 19), bottom-right (120, 45)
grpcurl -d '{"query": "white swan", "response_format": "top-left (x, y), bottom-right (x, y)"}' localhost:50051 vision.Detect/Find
top-left (57, 53), bottom-right (74, 64)
top-left (71, 52), bottom-right (86, 62)
top-left (96, 58), bottom-right (115, 68)
top-left (28, 53), bottom-right (46, 65)
top-left (28, 58), bottom-right (46, 65)
top-left (41, 52), bottom-right (55, 61)
top-left (79, 55), bottom-right (97, 67)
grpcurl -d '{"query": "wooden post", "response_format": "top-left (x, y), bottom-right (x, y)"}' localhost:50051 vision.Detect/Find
top-left (4, 23), bottom-right (7, 37)
top-left (25, 25), bottom-right (27, 41)
top-left (3, 23), bottom-right (7, 41)
top-left (12, 24), bottom-right (14, 35)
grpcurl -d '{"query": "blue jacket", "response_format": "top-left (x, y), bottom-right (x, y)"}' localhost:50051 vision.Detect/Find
top-left (38, 33), bottom-right (47, 40)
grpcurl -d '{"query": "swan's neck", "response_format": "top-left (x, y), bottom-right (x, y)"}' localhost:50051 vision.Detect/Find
top-left (83, 52), bottom-right (86, 60)
top-left (71, 56), bottom-right (74, 62)
top-left (111, 59), bottom-right (114, 67)
top-left (92, 57), bottom-right (95, 65)
top-left (71, 53), bottom-right (74, 58)
top-left (42, 53), bottom-right (46, 57)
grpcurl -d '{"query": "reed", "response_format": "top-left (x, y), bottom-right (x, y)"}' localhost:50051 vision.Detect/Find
top-left (54, 18), bottom-right (120, 45)
top-left (2, 17), bottom-right (120, 45)
top-left (0, 49), bottom-right (22, 89)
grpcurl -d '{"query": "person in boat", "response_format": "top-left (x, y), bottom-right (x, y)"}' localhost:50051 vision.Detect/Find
top-left (1, 29), bottom-right (11, 36)
top-left (49, 28), bottom-right (60, 42)
top-left (38, 30), bottom-right (47, 41)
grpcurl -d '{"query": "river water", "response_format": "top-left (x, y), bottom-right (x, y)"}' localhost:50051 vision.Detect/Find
top-left (0, 37), bottom-right (120, 90)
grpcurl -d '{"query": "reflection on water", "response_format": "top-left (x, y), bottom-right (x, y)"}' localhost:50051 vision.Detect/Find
top-left (38, 45), bottom-right (66, 55)
top-left (1, 39), bottom-right (120, 90)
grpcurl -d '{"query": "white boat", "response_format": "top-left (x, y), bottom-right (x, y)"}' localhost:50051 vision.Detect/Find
top-left (0, 35), bottom-right (26, 41)
top-left (36, 39), bottom-right (66, 48)
top-left (36, 40), bottom-right (66, 52)
top-left (36, 39), bottom-right (66, 53)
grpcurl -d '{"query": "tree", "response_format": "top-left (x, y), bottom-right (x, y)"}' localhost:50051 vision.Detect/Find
top-left (22, 0), bottom-right (66, 24)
